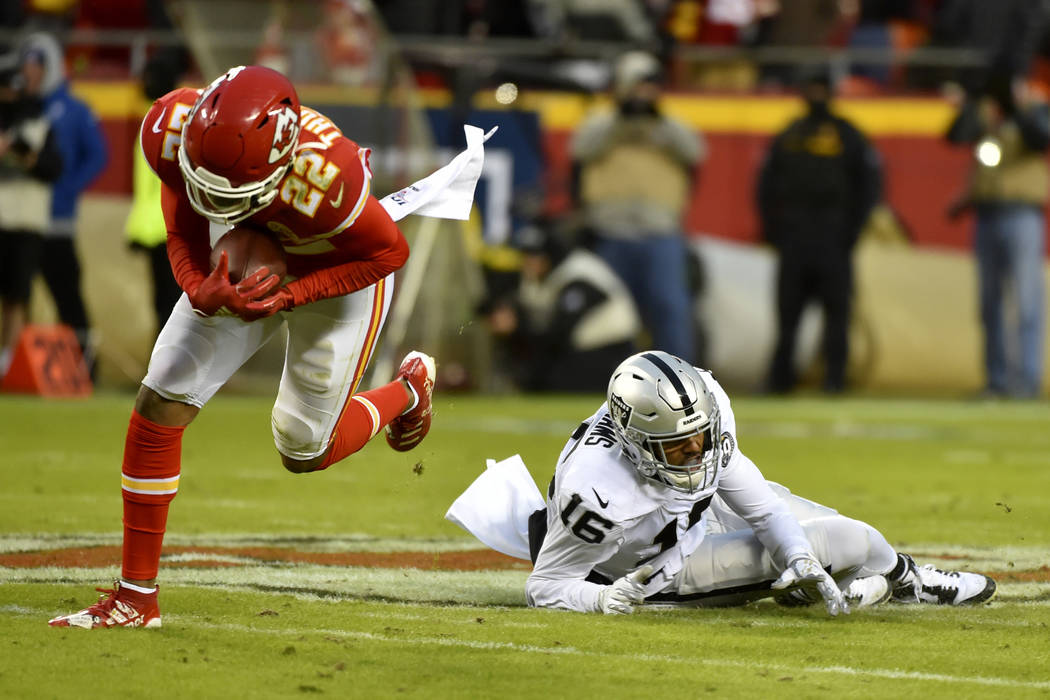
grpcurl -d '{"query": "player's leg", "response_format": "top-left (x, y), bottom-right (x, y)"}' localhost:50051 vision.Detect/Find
top-left (49, 297), bottom-right (285, 628)
top-left (975, 211), bottom-right (1008, 394)
top-left (0, 229), bottom-right (42, 376)
top-left (884, 552), bottom-right (996, 605)
top-left (767, 252), bottom-right (807, 393)
top-left (667, 515), bottom-right (896, 607)
top-left (817, 254), bottom-right (852, 393)
top-left (271, 276), bottom-right (434, 472)
top-left (760, 484), bottom-right (996, 606)
top-left (40, 236), bottom-right (93, 372)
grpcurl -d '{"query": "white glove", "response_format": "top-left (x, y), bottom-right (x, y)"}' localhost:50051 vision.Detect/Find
top-left (597, 565), bottom-right (654, 615)
top-left (772, 555), bottom-right (849, 617)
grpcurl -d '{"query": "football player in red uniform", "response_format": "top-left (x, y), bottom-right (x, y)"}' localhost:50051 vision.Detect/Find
top-left (49, 65), bottom-right (437, 629)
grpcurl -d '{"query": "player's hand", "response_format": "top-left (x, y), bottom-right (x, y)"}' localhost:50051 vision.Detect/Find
top-left (234, 266), bottom-right (281, 300)
top-left (230, 267), bottom-right (287, 321)
top-left (598, 564), bottom-right (653, 615)
top-left (189, 252), bottom-right (283, 321)
top-left (188, 251), bottom-right (239, 317)
top-left (242, 286), bottom-right (294, 320)
top-left (773, 555), bottom-right (849, 617)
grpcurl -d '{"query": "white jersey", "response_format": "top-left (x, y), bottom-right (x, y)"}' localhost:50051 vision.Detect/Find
top-left (525, 370), bottom-right (814, 612)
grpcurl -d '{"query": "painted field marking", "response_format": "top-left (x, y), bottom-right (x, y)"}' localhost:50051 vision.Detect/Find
top-left (4, 537), bottom-right (1045, 575)
top-left (6, 565), bottom-right (1048, 609)
top-left (0, 533), bottom-right (490, 555)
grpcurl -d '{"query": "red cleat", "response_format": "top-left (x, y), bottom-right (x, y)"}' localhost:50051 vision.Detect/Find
top-left (385, 351), bottom-right (436, 452)
top-left (48, 581), bottom-right (161, 629)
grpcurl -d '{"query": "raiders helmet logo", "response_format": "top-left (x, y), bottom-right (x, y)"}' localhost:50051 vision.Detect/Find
top-left (268, 106), bottom-right (300, 164)
top-left (608, 392), bottom-right (633, 430)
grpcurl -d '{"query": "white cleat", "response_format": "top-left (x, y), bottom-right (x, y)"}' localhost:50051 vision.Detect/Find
top-left (844, 575), bottom-right (892, 608)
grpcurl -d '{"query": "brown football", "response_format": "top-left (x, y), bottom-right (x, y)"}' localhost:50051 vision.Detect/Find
top-left (209, 226), bottom-right (287, 284)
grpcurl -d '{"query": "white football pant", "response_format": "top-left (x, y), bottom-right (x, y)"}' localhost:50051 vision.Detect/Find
top-left (671, 482), bottom-right (898, 605)
top-left (143, 274), bottom-right (394, 460)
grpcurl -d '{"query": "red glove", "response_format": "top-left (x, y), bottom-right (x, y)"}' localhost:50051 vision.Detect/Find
top-left (188, 251), bottom-right (282, 321)
top-left (243, 286), bottom-right (294, 319)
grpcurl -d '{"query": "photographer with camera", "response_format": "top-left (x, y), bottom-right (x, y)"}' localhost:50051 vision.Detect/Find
top-left (0, 46), bottom-right (62, 379)
top-left (946, 70), bottom-right (1049, 400)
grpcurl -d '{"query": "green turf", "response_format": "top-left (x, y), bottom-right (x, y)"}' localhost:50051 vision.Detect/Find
top-left (2, 391), bottom-right (1049, 698)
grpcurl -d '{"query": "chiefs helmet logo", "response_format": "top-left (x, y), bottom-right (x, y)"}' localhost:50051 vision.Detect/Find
top-left (268, 106), bottom-right (300, 164)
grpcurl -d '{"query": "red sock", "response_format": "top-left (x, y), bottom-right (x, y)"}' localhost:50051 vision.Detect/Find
top-left (317, 381), bottom-right (410, 469)
top-left (121, 410), bottom-right (185, 582)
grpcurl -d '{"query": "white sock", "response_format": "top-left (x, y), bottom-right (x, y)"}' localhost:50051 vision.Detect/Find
top-left (120, 580), bottom-right (157, 594)
top-left (403, 381), bottom-right (420, 414)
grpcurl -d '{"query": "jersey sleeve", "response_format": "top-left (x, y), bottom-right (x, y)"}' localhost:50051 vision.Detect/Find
top-left (162, 180), bottom-right (212, 294)
top-left (271, 133), bottom-right (409, 306)
top-left (139, 88), bottom-right (213, 294)
top-left (715, 451), bottom-right (813, 568)
top-left (283, 193), bottom-right (409, 306)
top-left (525, 489), bottom-right (625, 612)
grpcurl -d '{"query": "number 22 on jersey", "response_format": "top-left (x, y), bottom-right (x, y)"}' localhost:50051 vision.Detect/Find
top-left (280, 150), bottom-right (340, 217)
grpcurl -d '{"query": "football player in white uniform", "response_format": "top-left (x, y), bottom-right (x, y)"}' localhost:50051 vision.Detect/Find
top-left (456, 351), bottom-right (996, 615)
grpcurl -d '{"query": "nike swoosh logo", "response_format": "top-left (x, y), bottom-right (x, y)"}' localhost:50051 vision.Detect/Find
top-left (592, 488), bottom-right (609, 509)
top-left (330, 182), bottom-right (344, 208)
top-left (151, 110), bottom-right (166, 134)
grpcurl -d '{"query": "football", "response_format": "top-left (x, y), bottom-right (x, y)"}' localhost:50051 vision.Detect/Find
top-left (209, 225), bottom-right (287, 284)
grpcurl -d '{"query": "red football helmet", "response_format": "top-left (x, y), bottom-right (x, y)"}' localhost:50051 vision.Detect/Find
top-left (178, 65), bottom-right (301, 224)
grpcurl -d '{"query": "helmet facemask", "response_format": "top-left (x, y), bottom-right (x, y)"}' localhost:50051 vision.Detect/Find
top-left (608, 351), bottom-right (723, 494)
top-left (178, 144), bottom-right (290, 225)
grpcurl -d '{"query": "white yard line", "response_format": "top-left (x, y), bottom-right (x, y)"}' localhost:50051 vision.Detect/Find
top-left (177, 620), bottom-right (1050, 690)
top-left (7, 600), bottom-right (1045, 689)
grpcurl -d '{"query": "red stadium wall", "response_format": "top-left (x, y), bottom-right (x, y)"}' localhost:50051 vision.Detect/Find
top-left (78, 84), bottom-right (1028, 253)
top-left (542, 127), bottom-right (978, 251)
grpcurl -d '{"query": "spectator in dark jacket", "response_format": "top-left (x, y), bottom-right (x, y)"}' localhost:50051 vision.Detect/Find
top-left (0, 47), bottom-right (63, 378)
top-left (758, 66), bottom-right (883, 394)
top-left (19, 32), bottom-right (108, 374)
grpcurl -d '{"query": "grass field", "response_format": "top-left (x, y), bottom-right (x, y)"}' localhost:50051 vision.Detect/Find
top-left (2, 390), bottom-right (1049, 698)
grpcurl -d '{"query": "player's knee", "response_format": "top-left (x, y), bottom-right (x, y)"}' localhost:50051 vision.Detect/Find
top-left (271, 405), bottom-right (324, 459)
top-left (134, 385), bottom-right (199, 426)
top-left (280, 452), bottom-right (320, 474)
top-left (808, 516), bottom-right (897, 578)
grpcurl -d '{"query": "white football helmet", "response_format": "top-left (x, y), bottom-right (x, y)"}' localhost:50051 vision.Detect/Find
top-left (607, 351), bottom-right (722, 493)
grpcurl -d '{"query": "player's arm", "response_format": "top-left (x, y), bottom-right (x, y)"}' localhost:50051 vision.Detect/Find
top-left (282, 195), bottom-right (409, 308)
top-left (717, 451), bottom-right (848, 615)
top-left (526, 491), bottom-right (626, 613)
top-left (716, 450), bottom-right (813, 567)
top-left (162, 183), bottom-right (278, 319)
top-left (161, 181), bottom-right (212, 294)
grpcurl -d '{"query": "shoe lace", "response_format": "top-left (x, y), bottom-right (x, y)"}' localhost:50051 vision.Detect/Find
top-left (84, 586), bottom-right (119, 616)
top-left (919, 564), bottom-right (961, 590)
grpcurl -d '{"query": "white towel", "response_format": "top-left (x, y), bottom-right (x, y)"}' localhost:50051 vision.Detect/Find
top-left (379, 125), bottom-right (498, 223)
top-left (445, 454), bottom-right (544, 561)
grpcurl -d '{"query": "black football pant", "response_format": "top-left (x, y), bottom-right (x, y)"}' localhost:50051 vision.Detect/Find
top-left (146, 242), bottom-right (183, 339)
top-left (768, 251), bottom-right (853, 393)
top-left (40, 237), bottom-right (91, 358)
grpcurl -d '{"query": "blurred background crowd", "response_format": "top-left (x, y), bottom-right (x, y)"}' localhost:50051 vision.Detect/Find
top-left (0, 0), bottom-right (1047, 399)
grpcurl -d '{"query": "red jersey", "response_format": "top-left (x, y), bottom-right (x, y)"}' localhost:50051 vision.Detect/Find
top-left (139, 87), bottom-right (408, 307)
